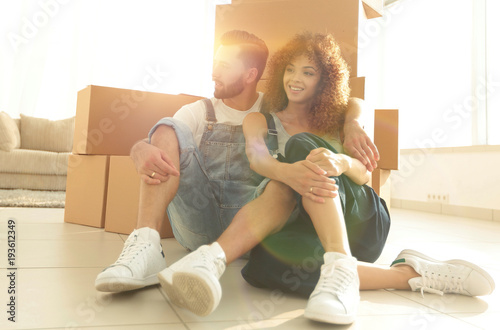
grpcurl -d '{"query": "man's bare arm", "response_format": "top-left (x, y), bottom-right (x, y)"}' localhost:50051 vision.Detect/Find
top-left (342, 97), bottom-right (379, 172)
top-left (130, 138), bottom-right (179, 184)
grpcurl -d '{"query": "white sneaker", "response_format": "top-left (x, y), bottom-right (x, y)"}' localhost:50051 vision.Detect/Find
top-left (304, 252), bottom-right (360, 325)
top-left (391, 249), bottom-right (495, 296)
top-left (95, 227), bottom-right (166, 292)
top-left (158, 243), bottom-right (226, 316)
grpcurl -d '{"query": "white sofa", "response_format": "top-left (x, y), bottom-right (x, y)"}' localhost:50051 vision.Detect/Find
top-left (0, 112), bottom-right (74, 191)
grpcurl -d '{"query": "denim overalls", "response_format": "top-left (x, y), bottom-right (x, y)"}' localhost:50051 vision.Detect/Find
top-left (149, 99), bottom-right (263, 251)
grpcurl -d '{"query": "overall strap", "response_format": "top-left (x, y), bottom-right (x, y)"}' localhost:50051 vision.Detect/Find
top-left (202, 98), bottom-right (217, 130)
top-left (263, 113), bottom-right (280, 159)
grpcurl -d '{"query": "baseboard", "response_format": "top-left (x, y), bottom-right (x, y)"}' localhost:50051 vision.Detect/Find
top-left (391, 198), bottom-right (500, 222)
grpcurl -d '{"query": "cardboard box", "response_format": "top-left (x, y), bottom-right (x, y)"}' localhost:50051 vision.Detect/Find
top-left (215, 0), bottom-right (382, 78)
top-left (64, 154), bottom-right (110, 228)
top-left (105, 156), bottom-right (173, 238)
top-left (374, 109), bottom-right (399, 170)
top-left (362, 0), bottom-right (384, 18)
top-left (349, 77), bottom-right (366, 99)
top-left (73, 85), bottom-right (202, 156)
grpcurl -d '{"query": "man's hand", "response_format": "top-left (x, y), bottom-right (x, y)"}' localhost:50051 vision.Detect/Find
top-left (343, 119), bottom-right (379, 172)
top-left (281, 160), bottom-right (338, 203)
top-left (130, 140), bottom-right (179, 184)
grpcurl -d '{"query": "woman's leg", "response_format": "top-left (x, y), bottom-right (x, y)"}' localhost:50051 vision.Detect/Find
top-left (284, 133), bottom-right (362, 324)
top-left (284, 133), bottom-right (352, 256)
top-left (302, 187), bottom-right (416, 290)
top-left (358, 262), bottom-right (415, 290)
top-left (302, 194), bottom-right (351, 255)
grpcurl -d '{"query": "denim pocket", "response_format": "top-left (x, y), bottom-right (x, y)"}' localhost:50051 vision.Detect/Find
top-left (201, 125), bottom-right (256, 182)
top-left (200, 124), bottom-right (263, 209)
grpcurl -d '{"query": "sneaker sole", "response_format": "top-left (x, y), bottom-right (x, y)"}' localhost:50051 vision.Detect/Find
top-left (396, 249), bottom-right (495, 295)
top-left (304, 309), bottom-right (356, 325)
top-left (95, 275), bottom-right (159, 292)
top-left (158, 269), bottom-right (220, 316)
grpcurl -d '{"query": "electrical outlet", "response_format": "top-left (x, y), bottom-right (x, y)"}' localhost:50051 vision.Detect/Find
top-left (427, 193), bottom-right (449, 204)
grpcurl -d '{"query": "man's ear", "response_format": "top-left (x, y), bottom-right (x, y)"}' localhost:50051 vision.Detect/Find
top-left (245, 67), bottom-right (259, 84)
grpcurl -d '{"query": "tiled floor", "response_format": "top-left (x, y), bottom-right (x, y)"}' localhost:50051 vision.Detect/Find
top-left (0, 207), bottom-right (499, 329)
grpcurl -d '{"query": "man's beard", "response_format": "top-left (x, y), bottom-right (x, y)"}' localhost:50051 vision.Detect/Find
top-left (214, 76), bottom-right (245, 99)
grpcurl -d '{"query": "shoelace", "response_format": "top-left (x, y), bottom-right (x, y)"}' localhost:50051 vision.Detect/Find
top-left (111, 236), bottom-right (151, 267)
top-left (416, 270), bottom-right (464, 297)
top-left (192, 248), bottom-right (225, 278)
top-left (316, 262), bottom-right (354, 296)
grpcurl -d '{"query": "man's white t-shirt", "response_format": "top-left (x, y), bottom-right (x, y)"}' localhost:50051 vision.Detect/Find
top-left (173, 92), bottom-right (264, 147)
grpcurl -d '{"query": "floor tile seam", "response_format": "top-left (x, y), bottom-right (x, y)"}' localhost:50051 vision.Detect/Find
top-left (392, 293), bottom-right (499, 316)
top-left (7, 229), bottom-right (122, 236)
top-left (387, 226), bottom-right (493, 234)
top-left (180, 316), bottom-right (305, 325)
top-left (356, 311), bottom-right (446, 318)
top-left (389, 230), bottom-right (500, 238)
top-left (32, 321), bottom-right (190, 330)
top-left (390, 220), bottom-right (500, 227)
top-left (182, 318), bottom-right (301, 327)
top-left (2, 266), bottom-right (106, 270)
top-left (386, 239), bottom-right (480, 244)
top-left (443, 312), bottom-right (484, 329)
top-left (386, 238), bottom-right (500, 244)
top-left (382, 289), bottom-right (457, 314)
top-left (155, 284), bottom-right (190, 328)
top-left (447, 311), bottom-right (499, 315)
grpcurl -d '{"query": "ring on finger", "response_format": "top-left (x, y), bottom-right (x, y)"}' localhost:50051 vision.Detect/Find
top-left (309, 187), bottom-right (313, 194)
top-left (151, 171), bottom-right (156, 178)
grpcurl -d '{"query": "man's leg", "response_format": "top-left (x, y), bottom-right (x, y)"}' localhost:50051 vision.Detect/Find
top-left (95, 124), bottom-right (183, 293)
top-left (157, 179), bottom-right (296, 316)
top-left (218, 180), bottom-right (296, 264)
top-left (137, 125), bottom-right (180, 232)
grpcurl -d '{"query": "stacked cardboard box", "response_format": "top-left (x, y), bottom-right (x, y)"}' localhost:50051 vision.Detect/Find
top-left (64, 85), bottom-right (201, 238)
top-left (65, 154), bottom-right (109, 228)
top-left (104, 156), bottom-right (173, 238)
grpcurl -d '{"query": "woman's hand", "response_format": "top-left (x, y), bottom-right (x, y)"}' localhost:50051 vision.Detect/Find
top-left (243, 113), bottom-right (339, 203)
top-left (306, 147), bottom-right (370, 186)
top-left (130, 140), bottom-right (179, 184)
top-left (306, 147), bottom-right (349, 177)
top-left (281, 160), bottom-right (339, 203)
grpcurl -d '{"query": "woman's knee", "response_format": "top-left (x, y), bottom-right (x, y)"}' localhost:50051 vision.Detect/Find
top-left (263, 180), bottom-right (296, 207)
top-left (284, 133), bottom-right (326, 163)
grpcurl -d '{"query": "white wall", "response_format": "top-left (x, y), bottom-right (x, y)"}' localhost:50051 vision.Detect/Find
top-left (0, 0), bottom-right (220, 120)
top-left (391, 147), bottom-right (500, 210)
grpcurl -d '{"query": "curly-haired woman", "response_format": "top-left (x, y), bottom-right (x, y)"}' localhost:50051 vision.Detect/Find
top-left (239, 31), bottom-right (495, 325)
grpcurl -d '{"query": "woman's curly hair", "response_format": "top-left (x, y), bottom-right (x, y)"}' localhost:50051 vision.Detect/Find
top-left (262, 31), bottom-right (350, 135)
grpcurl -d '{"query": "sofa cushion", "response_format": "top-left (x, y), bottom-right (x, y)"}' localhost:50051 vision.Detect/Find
top-left (0, 173), bottom-right (68, 191)
top-left (0, 149), bottom-right (69, 175)
top-left (0, 112), bottom-right (21, 151)
top-left (20, 114), bottom-right (74, 152)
